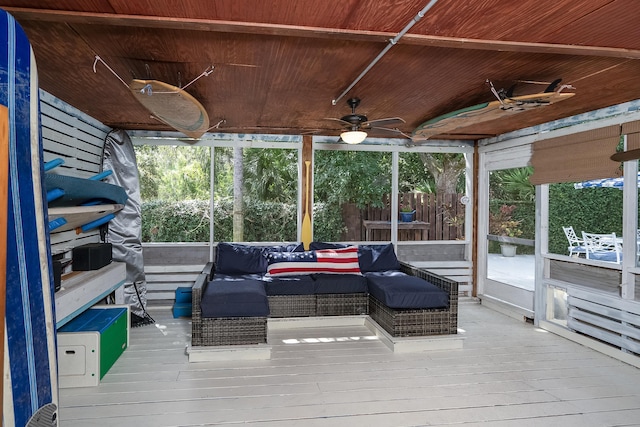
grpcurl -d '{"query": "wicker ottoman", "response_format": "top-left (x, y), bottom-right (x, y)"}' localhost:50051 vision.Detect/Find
top-left (193, 278), bottom-right (269, 346)
top-left (369, 295), bottom-right (454, 337)
top-left (366, 270), bottom-right (456, 337)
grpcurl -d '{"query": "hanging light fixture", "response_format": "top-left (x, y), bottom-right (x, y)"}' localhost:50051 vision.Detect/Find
top-left (340, 130), bottom-right (367, 144)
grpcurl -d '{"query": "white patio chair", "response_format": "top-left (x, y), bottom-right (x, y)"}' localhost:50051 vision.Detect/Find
top-left (563, 226), bottom-right (586, 257)
top-left (581, 231), bottom-right (622, 264)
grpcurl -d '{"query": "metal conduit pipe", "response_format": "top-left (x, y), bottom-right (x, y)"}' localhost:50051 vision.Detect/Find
top-left (331, 0), bottom-right (440, 106)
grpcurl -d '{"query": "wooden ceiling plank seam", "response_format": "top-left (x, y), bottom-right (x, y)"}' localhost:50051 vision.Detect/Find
top-left (7, 7), bottom-right (640, 59)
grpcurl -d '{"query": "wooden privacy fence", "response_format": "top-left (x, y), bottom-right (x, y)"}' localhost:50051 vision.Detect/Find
top-left (342, 193), bottom-right (465, 241)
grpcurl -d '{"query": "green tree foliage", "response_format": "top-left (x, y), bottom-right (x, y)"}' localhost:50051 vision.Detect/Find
top-left (418, 153), bottom-right (466, 194)
top-left (243, 148), bottom-right (297, 202)
top-left (141, 198), bottom-right (345, 243)
top-left (314, 151), bottom-right (392, 209)
top-left (135, 145), bottom-right (160, 200)
top-left (142, 199), bottom-right (210, 242)
top-left (135, 145), bottom-right (470, 243)
top-left (313, 202), bottom-right (347, 242)
top-left (399, 153), bottom-right (434, 193)
top-left (488, 167), bottom-right (535, 254)
top-left (398, 153), bottom-right (466, 194)
top-left (135, 145), bottom-right (210, 201)
top-left (548, 183), bottom-right (626, 255)
top-left (142, 198), bottom-right (297, 242)
top-left (491, 167), bottom-right (535, 202)
top-left (213, 148), bottom-right (233, 200)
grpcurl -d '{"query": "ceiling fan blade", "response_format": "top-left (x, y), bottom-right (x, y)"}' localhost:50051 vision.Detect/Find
top-left (323, 117), bottom-right (353, 127)
top-left (362, 117), bottom-right (405, 127)
top-left (611, 149), bottom-right (640, 162)
top-left (370, 126), bottom-right (411, 139)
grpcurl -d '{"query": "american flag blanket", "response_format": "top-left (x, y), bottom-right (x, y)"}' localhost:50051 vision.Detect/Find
top-left (266, 246), bottom-right (361, 276)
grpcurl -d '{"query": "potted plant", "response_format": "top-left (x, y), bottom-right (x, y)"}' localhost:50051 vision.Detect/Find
top-left (489, 204), bottom-right (523, 256)
top-left (399, 204), bottom-right (415, 222)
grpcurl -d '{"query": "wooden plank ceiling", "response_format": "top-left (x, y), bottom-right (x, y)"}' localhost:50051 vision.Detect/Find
top-left (3, 0), bottom-right (640, 142)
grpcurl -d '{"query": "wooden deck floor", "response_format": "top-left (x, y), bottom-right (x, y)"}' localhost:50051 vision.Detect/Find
top-left (58, 299), bottom-right (640, 426)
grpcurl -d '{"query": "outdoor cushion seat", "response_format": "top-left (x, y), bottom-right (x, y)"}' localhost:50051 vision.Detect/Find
top-left (312, 273), bottom-right (368, 294)
top-left (262, 275), bottom-right (315, 295)
top-left (200, 279), bottom-right (269, 318)
top-left (365, 272), bottom-right (449, 309)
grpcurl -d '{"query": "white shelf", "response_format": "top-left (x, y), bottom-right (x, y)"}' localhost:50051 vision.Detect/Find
top-left (55, 262), bottom-right (126, 328)
top-left (48, 204), bottom-right (124, 232)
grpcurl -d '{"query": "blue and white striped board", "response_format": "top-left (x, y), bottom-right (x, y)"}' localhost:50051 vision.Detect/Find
top-left (1, 10), bottom-right (58, 427)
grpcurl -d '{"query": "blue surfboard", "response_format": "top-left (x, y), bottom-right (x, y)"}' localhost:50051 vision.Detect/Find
top-left (1, 10), bottom-right (58, 427)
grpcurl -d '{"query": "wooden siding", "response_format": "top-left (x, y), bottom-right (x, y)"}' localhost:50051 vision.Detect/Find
top-left (549, 259), bottom-right (621, 295)
top-left (41, 90), bottom-right (111, 258)
top-left (57, 299), bottom-right (640, 426)
top-left (567, 286), bottom-right (640, 356)
top-left (143, 243), bottom-right (210, 301)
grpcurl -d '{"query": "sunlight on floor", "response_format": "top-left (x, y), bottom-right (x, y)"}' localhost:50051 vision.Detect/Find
top-left (282, 335), bottom-right (379, 344)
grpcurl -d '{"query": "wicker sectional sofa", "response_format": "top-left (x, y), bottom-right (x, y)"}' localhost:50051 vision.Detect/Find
top-left (191, 242), bottom-right (458, 347)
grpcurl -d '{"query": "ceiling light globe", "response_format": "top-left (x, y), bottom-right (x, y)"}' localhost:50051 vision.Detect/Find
top-left (340, 130), bottom-right (367, 144)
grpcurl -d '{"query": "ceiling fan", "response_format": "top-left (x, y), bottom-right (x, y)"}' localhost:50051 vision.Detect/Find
top-left (325, 98), bottom-right (406, 144)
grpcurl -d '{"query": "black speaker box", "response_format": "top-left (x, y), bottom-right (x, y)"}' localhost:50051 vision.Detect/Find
top-left (53, 260), bottom-right (62, 291)
top-left (72, 243), bottom-right (112, 271)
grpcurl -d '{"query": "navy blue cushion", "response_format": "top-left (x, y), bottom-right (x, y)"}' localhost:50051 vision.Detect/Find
top-left (263, 275), bottom-right (315, 295)
top-left (365, 272), bottom-right (449, 309)
top-left (200, 279), bottom-right (269, 318)
top-left (358, 243), bottom-right (401, 272)
top-left (216, 243), bottom-right (267, 275)
top-left (312, 273), bottom-right (368, 294)
top-left (309, 242), bottom-right (348, 250)
top-left (263, 243), bottom-right (305, 253)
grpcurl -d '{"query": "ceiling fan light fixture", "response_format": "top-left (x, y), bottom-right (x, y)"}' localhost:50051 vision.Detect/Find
top-left (341, 130), bottom-right (367, 144)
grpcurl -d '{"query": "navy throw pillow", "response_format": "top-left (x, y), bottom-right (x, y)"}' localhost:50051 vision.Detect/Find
top-left (358, 243), bottom-right (401, 272)
top-left (216, 242), bottom-right (267, 275)
top-left (309, 241), bottom-right (348, 250)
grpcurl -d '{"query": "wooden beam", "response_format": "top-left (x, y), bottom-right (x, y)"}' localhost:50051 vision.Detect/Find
top-left (6, 7), bottom-right (640, 59)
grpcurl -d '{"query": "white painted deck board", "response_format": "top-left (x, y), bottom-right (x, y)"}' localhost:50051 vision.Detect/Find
top-left (58, 299), bottom-right (640, 426)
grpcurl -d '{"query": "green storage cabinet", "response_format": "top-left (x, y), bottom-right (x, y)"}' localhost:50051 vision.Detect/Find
top-left (58, 307), bottom-right (128, 383)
